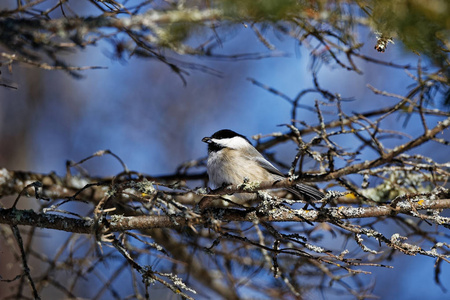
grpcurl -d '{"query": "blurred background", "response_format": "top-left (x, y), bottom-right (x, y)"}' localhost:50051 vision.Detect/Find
top-left (0, 1), bottom-right (449, 299)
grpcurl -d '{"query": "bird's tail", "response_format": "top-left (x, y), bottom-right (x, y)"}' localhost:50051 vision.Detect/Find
top-left (288, 183), bottom-right (324, 201)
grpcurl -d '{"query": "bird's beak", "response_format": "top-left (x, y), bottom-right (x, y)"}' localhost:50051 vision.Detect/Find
top-left (202, 137), bottom-right (211, 143)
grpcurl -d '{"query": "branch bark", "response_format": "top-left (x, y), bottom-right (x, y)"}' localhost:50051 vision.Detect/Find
top-left (1, 198), bottom-right (449, 233)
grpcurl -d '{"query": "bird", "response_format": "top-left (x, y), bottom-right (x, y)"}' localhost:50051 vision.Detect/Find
top-left (202, 129), bottom-right (324, 202)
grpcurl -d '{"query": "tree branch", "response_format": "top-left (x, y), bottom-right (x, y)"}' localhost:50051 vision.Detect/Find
top-left (1, 198), bottom-right (449, 233)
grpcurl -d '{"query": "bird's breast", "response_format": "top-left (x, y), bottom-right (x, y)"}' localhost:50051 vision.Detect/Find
top-left (207, 149), bottom-right (273, 188)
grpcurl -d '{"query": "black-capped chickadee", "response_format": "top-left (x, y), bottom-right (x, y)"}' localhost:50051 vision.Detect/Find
top-left (202, 129), bottom-right (324, 202)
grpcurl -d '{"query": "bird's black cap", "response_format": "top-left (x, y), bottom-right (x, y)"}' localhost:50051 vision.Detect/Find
top-left (202, 129), bottom-right (251, 152)
top-left (210, 129), bottom-right (250, 142)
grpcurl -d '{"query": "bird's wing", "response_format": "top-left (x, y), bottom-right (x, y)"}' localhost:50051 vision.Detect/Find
top-left (249, 149), bottom-right (324, 201)
top-left (252, 156), bottom-right (285, 177)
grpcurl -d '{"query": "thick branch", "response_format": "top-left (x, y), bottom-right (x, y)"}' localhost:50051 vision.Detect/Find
top-left (1, 199), bottom-right (449, 233)
top-left (0, 208), bottom-right (93, 233)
